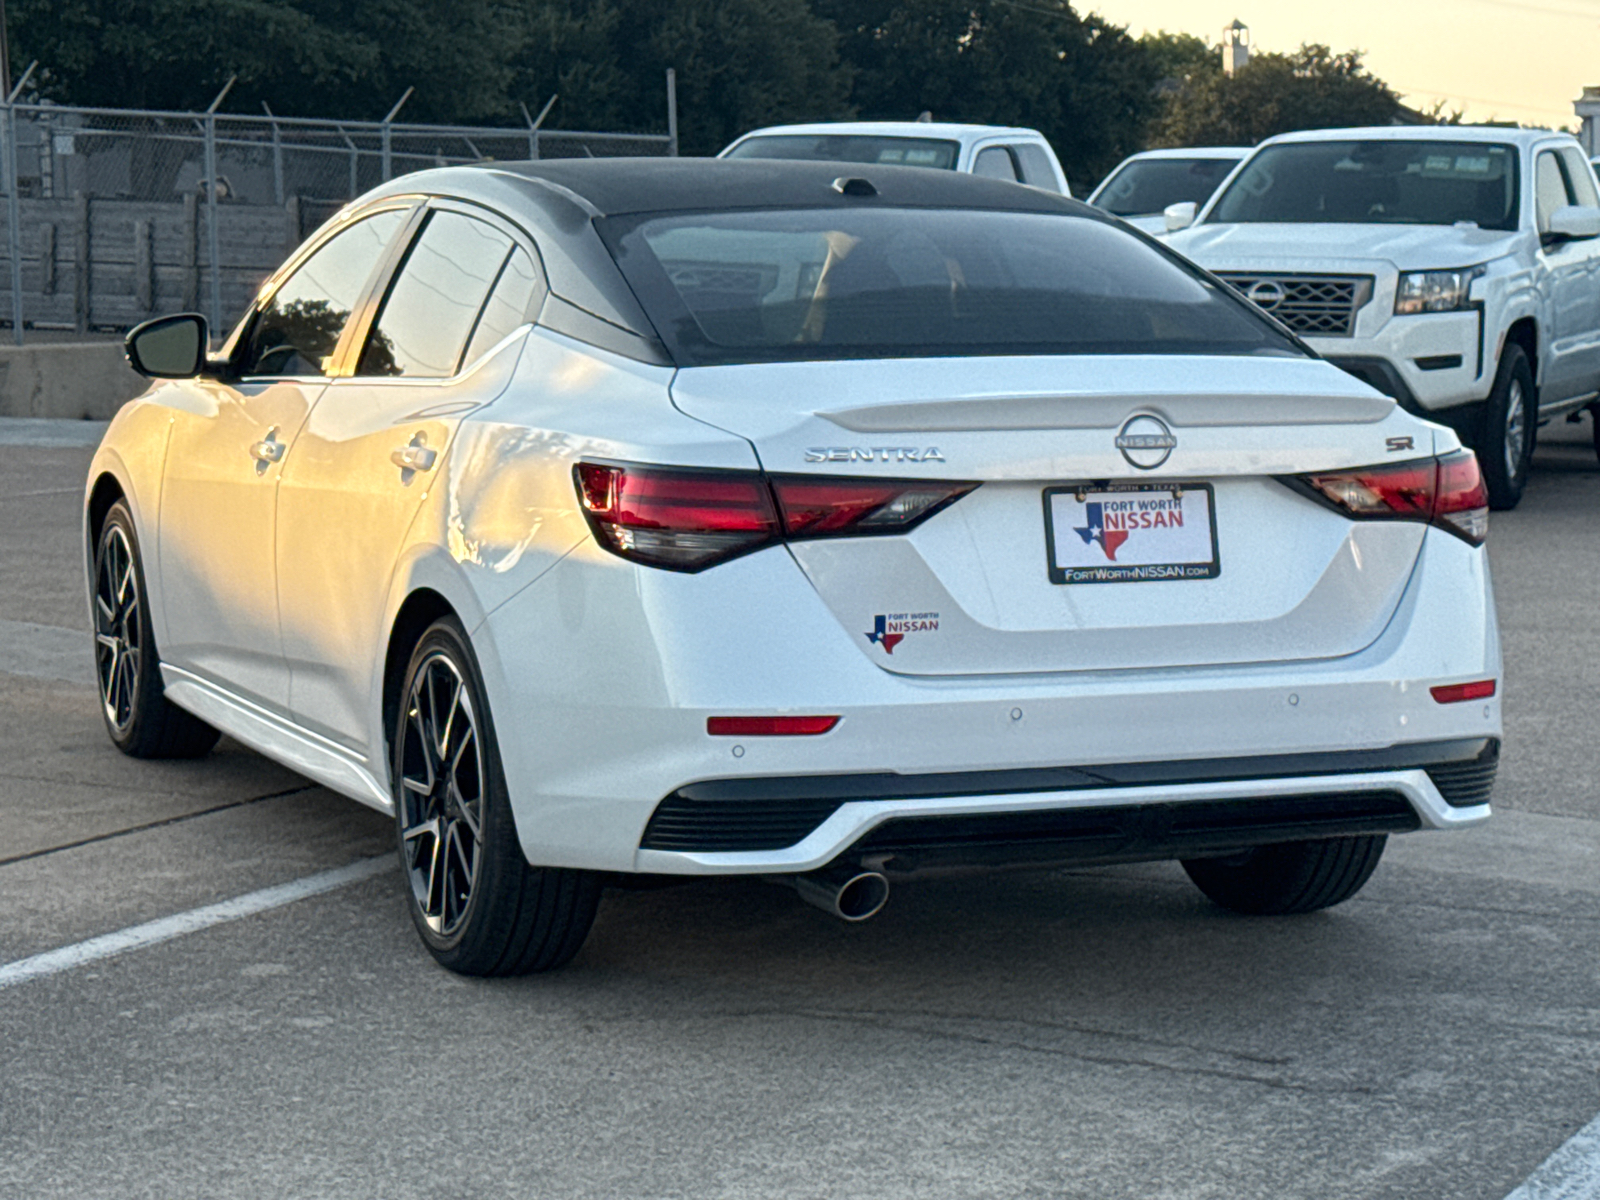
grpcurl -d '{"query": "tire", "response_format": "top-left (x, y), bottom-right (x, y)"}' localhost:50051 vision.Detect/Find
top-left (1475, 345), bottom-right (1535, 511)
top-left (1181, 835), bottom-right (1387, 916)
top-left (92, 501), bottom-right (220, 759)
top-left (393, 616), bottom-right (601, 976)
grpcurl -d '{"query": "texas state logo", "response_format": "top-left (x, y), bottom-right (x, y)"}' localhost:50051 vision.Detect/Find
top-left (865, 612), bottom-right (939, 654)
top-left (1074, 501), bottom-right (1128, 561)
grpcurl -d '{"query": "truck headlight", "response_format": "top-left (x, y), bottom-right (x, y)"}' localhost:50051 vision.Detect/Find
top-left (1394, 266), bottom-right (1487, 315)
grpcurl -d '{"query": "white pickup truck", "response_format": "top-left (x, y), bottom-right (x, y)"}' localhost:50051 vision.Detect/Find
top-left (1167, 126), bottom-right (1600, 508)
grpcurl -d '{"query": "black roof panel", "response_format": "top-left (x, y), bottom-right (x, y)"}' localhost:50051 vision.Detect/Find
top-left (482, 157), bottom-right (1085, 218)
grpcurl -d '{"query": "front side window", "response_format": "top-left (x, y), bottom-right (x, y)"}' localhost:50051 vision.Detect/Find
top-left (972, 147), bottom-right (1020, 182)
top-left (1209, 140), bottom-right (1520, 231)
top-left (1013, 144), bottom-right (1063, 192)
top-left (600, 206), bottom-right (1304, 367)
top-left (723, 135), bottom-right (960, 171)
top-left (357, 210), bottom-right (515, 378)
top-left (239, 209), bottom-right (408, 377)
top-left (1535, 152), bottom-right (1570, 233)
top-left (1093, 157), bottom-right (1242, 217)
top-left (1558, 147), bottom-right (1600, 209)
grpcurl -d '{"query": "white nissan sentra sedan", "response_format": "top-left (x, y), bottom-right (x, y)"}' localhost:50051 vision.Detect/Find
top-left (89, 159), bottom-right (1501, 976)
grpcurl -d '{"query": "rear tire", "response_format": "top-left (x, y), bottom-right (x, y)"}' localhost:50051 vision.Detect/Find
top-left (1181, 835), bottom-right (1387, 915)
top-left (393, 616), bottom-right (601, 975)
top-left (92, 501), bottom-right (220, 759)
top-left (1476, 346), bottom-right (1535, 511)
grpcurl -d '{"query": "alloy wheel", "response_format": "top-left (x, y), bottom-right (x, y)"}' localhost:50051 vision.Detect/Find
top-left (1503, 377), bottom-right (1528, 484)
top-left (398, 653), bottom-right (486, 937)
top-left (93, 524), bottom-right (141, 736)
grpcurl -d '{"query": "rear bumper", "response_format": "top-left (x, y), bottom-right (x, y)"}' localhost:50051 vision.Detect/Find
top-left (474, 523), bottom-right (1500, 875)
top-left (636, 739), bottom-right (1495, 875)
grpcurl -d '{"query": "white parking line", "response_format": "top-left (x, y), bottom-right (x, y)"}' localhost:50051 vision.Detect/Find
top-left (0, 857), bottom-right (393, 991)
top-left (1504, 1113), bottom-right (1600, 1200)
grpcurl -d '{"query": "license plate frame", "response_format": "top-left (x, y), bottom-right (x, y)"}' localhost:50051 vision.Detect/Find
top-left (1042, 482), bottom-right (1221, 585)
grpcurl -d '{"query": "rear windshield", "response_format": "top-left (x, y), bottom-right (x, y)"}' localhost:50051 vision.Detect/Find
top-left (723, 135), bottom-right (960, 171)
top-left (1093, 157), bottom-right (1242, 217)
top-left (1209, 140), bottom-right (1520, 230)
top-left (599, 207), bottom-right (1305, 367)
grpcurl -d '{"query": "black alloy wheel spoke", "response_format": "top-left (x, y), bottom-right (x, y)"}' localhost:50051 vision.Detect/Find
top-left (399, 653), bottom-right (485, 936)
top-left (95, 526), bottom-right (140, 734)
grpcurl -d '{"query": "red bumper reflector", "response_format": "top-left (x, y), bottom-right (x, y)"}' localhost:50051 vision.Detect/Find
top-left (1430, 680), bottom-right (1496, 704)
top-left (707, 716), bottom-right (840, 736)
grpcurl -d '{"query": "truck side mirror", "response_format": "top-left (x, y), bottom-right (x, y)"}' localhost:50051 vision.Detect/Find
top-left (1163, 201), bottom-right (1198, 233)
top-left (1543, 205), bottom-right (1600, 247)
top-left (125, 313), bottom-right (209, 379)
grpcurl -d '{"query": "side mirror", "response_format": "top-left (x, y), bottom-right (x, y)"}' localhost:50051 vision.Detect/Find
top-left (1163, 201), bottom-right (1198, 233)
top-left (1542, 205), bottom-right (1600, 247)
top-left (125, 313), bottom-right (208, 379)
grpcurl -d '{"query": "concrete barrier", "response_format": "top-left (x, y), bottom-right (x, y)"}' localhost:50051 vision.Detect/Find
top-left (0, 342), bottom-right (148, 421)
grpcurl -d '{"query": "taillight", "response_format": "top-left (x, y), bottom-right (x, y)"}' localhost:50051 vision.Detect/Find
top-left (769, 475), bottom-right (977, 537)
top-left (575, 463), bottom-right (780, 570)
top-left (575, 463), bottom-right (975, 571)
top-left (1285, 451), bottom-right (1488, 545)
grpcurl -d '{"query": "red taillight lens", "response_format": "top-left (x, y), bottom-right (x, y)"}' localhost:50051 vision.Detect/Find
top-left (770, 475), bottom-right (977, 537)
top-left (1430, 679), bottom-right (1496, 704)
top-left (575, 462), bottom-right (977, 570)
top-left (1289, 451), bottom-right (1487, 545)
top-left (707, 715), bottom-right (840, 736)
top-left (575, 463), bottom-right (780, 571)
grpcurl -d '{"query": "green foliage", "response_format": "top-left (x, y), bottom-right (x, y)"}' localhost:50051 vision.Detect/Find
top-left (11, 1), bottom-right (1417, 177)
top-left (816, 0), bottom-right (1159, 183)
top-left (1150, 44), bottom-right (1401, 148)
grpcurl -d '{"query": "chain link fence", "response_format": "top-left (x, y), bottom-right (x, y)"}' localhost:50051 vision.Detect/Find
top-left (0, 98), bottom-right (675, 345)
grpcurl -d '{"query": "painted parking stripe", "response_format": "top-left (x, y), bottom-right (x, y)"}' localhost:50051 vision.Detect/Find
top-left (0, 856), bottom-right (393, 991)
top-left (1504, 1112), bottom-right (1600, 1200)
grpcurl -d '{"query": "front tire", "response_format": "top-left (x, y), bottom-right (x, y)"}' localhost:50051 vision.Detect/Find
top-left (1181, 835), bottom-right (1387, 915)
top-left (393, 617), bottom-right (600, 975)
top-left (1476, 345), bottom-right (1535, 510)
top-left (92, 501), bottom-right (220, 759)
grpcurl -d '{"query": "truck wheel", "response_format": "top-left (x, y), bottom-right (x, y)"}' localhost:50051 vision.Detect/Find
top-left (1477, 345), bottom-right (1535, 510)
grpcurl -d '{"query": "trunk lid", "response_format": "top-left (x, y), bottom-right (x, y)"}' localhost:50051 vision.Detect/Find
top-left (670, 354), bottom-right (1433, 676)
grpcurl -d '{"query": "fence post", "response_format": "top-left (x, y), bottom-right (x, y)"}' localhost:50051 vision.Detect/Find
top-left (2, 99), bottom-right (21, 343)
top-left (521, 96), bottom-right (557, 162)
top-left (381, 87), bottom-right (413, 183)
top-left (338, 126), bottom-right (357, 199)
top-left (666, 68), bottom-right (678, 157)
top-left (134, 219), bottom-right (153, 314)
top-left (203, 77), bottom-right (234, 336)
top-left (73, 190), bottom-right (88, 333)
top-left (181, 192), bottom-right (197, 311)
top-left (3, 63), bottom-right (35, 346)
top-left (264, 102), bottom-right (284, 206)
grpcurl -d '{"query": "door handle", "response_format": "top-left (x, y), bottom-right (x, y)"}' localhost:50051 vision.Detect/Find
top-left (391, 433), bottom-right (437, 474)
top-left (250, 429), bottom-right (285, 468)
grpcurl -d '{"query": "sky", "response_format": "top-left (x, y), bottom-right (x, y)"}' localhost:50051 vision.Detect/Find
top-left (1085, 0), bottom-right (1600, 130)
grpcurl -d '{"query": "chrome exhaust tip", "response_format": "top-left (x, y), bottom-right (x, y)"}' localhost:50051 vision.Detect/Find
top-left (776, 866), bottom-right (891, 923)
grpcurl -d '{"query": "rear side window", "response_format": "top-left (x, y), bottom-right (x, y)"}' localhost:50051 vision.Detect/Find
top-left (461, 247), bottom-right (544, 367)
top-left (358, 210), bottom-right (514, 378)
top-left (600, 206), bottom-right (1303, 367)
top-left (240, 209), bottom-right (407, 377)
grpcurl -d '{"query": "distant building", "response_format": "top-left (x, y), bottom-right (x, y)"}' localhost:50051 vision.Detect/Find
top-left (1574, 87), bottom-right (1600, 155)
top-left (1222, 20), bottom-right (1250, 76)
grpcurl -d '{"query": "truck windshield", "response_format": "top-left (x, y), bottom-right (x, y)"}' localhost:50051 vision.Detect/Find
top-left (1208, 140), bottom-right (1520, 231)
top-left (723, 135), bottom-right (960, 171)
top-left (598, 206), bottom-right (1305, 367)
top-left (1093, 157), bottom-right (1242, 217)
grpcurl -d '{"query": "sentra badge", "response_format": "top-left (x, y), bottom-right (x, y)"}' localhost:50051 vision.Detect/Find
top-left (1114, 415), bottom-right (1176, 471)
top-left (806, 447), bottom-right (945, 464)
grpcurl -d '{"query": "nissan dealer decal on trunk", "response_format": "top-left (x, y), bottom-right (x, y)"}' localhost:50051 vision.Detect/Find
top-left (866, 612), bottom-right (939, 654)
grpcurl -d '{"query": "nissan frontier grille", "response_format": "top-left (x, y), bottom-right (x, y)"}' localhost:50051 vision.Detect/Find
top-left (1216, 272), bottom-right (1375, 337)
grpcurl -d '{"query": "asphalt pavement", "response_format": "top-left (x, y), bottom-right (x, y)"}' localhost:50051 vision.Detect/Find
top-left (0, 413), bottom-right (1596, 1200)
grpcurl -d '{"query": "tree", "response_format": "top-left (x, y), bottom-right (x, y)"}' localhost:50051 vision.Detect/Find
top-left (817, 0), bottom-right (1161, 184)
top-left (1150, 44), bottom-right (1400, 148)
